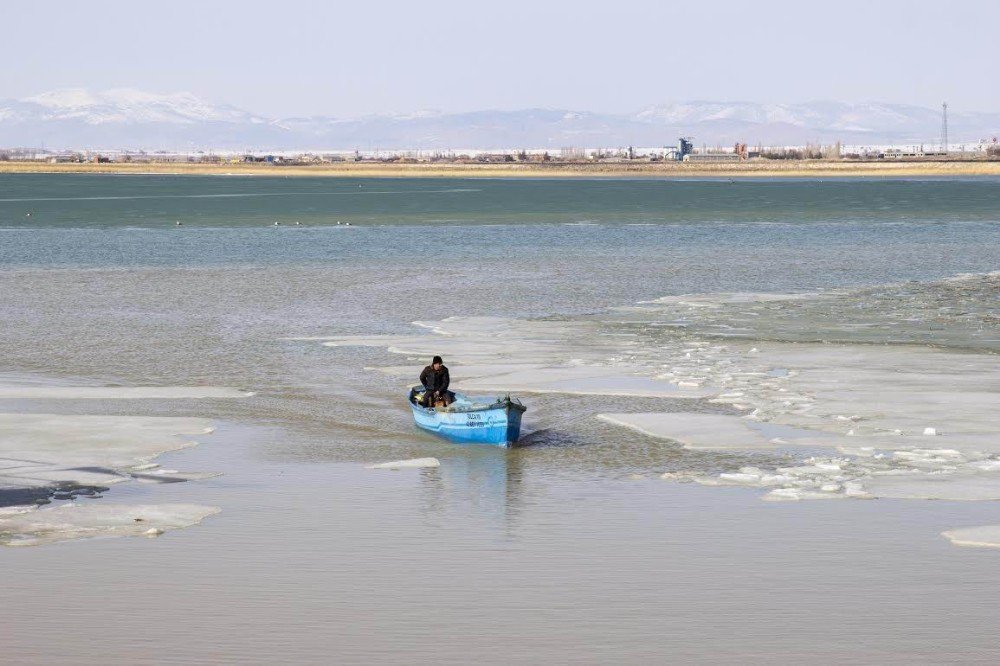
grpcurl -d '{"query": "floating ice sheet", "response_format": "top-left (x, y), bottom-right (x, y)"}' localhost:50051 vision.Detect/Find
top-left (0, 386), bottom-right (252, 399)
top-left (0, 369), bottom-right (251, 521)
top-left (636, 292), bottom-right (823, 306)
top-left (0, 503), bottom-right (220, 547)
top-left (301, 316), bottom-right (716, 399)
top-left (598, 412), bottom-right (842, 450)
top-left (458, 366), bottom-right (712, 398)
top-left (941, 525), bottom-right (1000, 549)
top-left (663, 448), bottom-right (1000, 502)
top-left (0, 413), bottom-right (213, 483)
top-left (131, 468), bottom-right (223, 484)
top-left (0, 409), bottom-right (220, 540)
top-left (368, 458), bottom-right (441, 469)
top-left (375, 362), bottom-right (711, 398)
top-left (862, 472), bottom-right (1000, 501)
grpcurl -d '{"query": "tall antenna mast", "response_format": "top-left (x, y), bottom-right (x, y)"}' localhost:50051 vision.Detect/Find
top-left (941, 102), bottom-right (948, 154)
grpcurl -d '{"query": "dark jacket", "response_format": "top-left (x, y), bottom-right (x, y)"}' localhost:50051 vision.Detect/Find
top-left (419, 365), bottom-right (450, 393)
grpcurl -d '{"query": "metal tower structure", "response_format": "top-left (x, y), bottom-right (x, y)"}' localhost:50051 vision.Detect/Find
top-left (941, 102), bottom-right (948, 154)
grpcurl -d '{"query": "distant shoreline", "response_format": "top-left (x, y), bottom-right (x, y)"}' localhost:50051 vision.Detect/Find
top-left (2, 159), bottom-right (1000, 178)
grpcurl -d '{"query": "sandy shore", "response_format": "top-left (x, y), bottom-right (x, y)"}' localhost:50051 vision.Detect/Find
top-left (2, 159), bottom-right (1000, 178)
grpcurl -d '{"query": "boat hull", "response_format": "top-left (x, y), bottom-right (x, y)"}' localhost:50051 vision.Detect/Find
top-left (409, 390), bottom-right (524, 448)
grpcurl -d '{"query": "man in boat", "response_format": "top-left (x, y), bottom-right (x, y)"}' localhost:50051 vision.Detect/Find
top-left (419, 356), bottom-right (451, 407)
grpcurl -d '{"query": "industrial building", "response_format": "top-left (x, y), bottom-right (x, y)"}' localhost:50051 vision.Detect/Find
top-left (682, 153), bottom-right (742, 163)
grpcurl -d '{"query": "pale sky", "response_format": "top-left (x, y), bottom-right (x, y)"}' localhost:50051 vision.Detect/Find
top-left (5, 0), bottom-right (999, 117)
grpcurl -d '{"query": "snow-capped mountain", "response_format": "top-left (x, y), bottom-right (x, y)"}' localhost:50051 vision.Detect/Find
top-left (9, 88), bottom-right (264, 125)
top-left (1, 89), bottom-right (997, 150)
top-left (634, 101), bottom-right (946, 135)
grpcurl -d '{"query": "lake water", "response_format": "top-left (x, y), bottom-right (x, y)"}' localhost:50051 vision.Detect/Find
top-left (2, 175), bottom-right (999, 663)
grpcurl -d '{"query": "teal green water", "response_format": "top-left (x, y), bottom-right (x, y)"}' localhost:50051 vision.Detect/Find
top-left (3, 174), bottom-right (1000, 227)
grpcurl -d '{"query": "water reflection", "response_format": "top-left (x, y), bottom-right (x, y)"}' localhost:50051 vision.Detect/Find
top-left (418, 447), bottom-right (525, 529)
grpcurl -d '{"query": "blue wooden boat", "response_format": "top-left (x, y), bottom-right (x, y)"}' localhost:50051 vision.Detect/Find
top-left (408, 387), bottom-right (526, 448)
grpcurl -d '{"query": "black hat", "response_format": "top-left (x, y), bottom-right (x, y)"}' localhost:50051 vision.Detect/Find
top-left (432, 356), bottom-right (443, 364)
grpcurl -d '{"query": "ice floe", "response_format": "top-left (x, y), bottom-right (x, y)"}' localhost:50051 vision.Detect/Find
top-left (941, 526), bottom-right (1000, 549)
top-left (0, 503), bottom-right (220, 547)
top-left (293, 316), bottom-right (716, 399)
top-left (596, 285), bottom-right (1000, 508)
top-left (368, 457), bottom-right (441, 469)
top-left (597, 412), bottom-right (844, 450)
top-left (457, 366), bottom-right (711, 398)
top-left (637, 292), bottom-right (822, 306)
top-left (0, 385), bottom-right (253, 400)
top-left (0, 413), bottom-right (215, 493)
top-left (0, 376), bottom-right (250, 546)
top-left (862, 471), bottom-right (1000, 501)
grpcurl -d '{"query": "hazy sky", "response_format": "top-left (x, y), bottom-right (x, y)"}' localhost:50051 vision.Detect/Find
top-left (6, 0), bottom-right (999, 117)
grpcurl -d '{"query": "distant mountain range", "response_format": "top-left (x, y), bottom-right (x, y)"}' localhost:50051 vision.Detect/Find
top-left (2, 88), bottom-right (998, 151)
